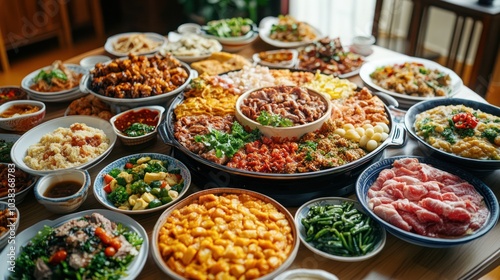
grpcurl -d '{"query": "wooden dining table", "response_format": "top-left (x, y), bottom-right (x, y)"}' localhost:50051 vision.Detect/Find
top-left (4, 37), bottom-right (500, 280)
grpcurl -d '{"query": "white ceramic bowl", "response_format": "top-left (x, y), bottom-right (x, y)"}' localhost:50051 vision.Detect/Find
top-left (79, 55), bottom-right (112, 70)
top-left (34, 169), bottom-right (90, 214)
top-left (235, 86), bottom-right (332, 140)
top-left (10, 115), bottom-right (117, 176)
top-left (0, 163), bottom-right (38, 204)
top-left (295, 197), bottom-right (386, 262)
top-left (275, 269), bottom-right (339, 280)
top-left (0, 201), bottom-right (20, 250)
top-left (202, 30), bottom-right (258, 52)
top-left (93, 153), bottom-right (191, 215)
top-left (110, 105), bottom-right (165, 146)
top-left (151, 188), bottom-right (299, 280)
top-left (177, 23), bottom-right (202, 35)
top-left (0, 100), bottom-right (46, 131)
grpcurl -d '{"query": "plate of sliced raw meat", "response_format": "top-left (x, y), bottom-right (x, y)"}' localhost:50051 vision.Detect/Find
top-left (355, 156), bottom-right (499, 247)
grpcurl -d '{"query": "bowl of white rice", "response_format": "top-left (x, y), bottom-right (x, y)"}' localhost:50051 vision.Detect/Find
top-left (10, 115), bottom-right (117, 176)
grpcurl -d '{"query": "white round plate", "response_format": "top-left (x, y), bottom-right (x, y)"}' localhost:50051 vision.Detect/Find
top-left (295, 197), bottom-right (386, 262)
top-left (104, 32), bottom-right (166, 57)
top-left (93, 153), bottom-right (191, 215)
top-left (28, 88), bottom-right (88, 102)
top-left (258, 16), bottom-right (322, 48)
top-left (0, 209), bottom-right (148, 280)
top-left (163, 32), bottom-right (222, 63)
top-left (21, 64), bottom-right (88, 97)
top-left (252, 49), bottom-right (298, 69)
top-left (10, 115), bottom-right (117, 176)
top-left (359, 57), bottom-right (463, 109)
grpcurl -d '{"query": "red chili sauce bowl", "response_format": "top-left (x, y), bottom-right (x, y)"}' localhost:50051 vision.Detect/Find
top-left (0, 86), bottom-right (28, 105)
top-left (110, 105), bottom-right (165, 146)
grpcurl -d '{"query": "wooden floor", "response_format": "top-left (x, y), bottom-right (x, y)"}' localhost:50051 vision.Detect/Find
top-left (0, 34), bottom-right (499, 280)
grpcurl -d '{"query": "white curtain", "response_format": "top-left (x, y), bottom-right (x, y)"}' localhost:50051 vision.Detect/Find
top-left (289, 0), bottom-right (376, 45)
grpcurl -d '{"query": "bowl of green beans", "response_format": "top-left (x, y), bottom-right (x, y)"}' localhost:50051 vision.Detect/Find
top-left (295, 197), bottom-right (386, 261)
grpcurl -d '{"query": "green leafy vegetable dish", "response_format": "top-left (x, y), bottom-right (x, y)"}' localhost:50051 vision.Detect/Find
top-left (0, 139), bottom-right (14, 162)
top-left (205, 17), bottom-right (254, 38)
top-left (102, 156), bottom-right (185, 211)
top-left (9, 212), bottom-right (144, 280)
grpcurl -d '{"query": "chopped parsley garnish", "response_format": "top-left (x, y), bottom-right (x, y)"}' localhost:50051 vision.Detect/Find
top-left (482, 127), bottom-right (500, 143)
top-left (194, 121), bottom-right (260, 158)
top-left (417, 118), bottom-right (435, 138)
top-left (256, 111), bottom-right (293, 127)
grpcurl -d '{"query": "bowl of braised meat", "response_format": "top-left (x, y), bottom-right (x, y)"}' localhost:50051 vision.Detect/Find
top-left (235, 85), bottom-right (332, 140)
top-left (356, 156), bottom-right (499, 248)
top-left (82, 53), bottom-right (193, 109)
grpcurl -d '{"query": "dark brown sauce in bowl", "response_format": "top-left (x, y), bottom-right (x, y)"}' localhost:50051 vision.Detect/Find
top-left (43, 180), bottom-right (82, 198)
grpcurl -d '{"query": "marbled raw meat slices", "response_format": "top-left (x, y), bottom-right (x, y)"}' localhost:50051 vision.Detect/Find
top-left (368, 158), bottom-right (489, 237)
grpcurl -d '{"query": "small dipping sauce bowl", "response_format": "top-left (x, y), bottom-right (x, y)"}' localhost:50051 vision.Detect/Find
top-left (351, 35), bottom-right (376, 56)
top-left (34, 169), bottom-right (90, 214)
top-left (110, 105), bottom-right (165, 146)
top-left (80, 55), bottom-right (112, 70)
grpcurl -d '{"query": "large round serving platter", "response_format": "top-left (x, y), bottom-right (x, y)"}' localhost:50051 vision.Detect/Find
top-left (0, 209), bottom-right (149, 280)
top-left (80, 60), bottom-right (193, 110)
top-left (104, 32), bottom-right (166, 57)
top-left (359, 57), bottom-right (463, 109)
top-left (10, 115), bottom-right (117, 176)
top-left (404, 98), bottom-right (500, 171)
top-left (258, 16), bottom-right (323, 48)
top-left (160, 84), bottom-right (406, 206)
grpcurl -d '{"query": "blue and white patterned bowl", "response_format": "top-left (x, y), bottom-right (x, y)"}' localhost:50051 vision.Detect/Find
top-left (93, 153), bottom-right (191, 214)
top-left (355, 155), bottom-right (499, 248)
top-left (34, 169), bottom-right (90, 214)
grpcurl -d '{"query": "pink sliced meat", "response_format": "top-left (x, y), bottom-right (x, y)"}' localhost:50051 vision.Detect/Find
top-left (442, 182), bottom-right (483, 199)
top-left (368, 196), bottom-right (395, 209)
top-left (381, 180), bottom-right (406, 199)
top-left (392, 199), bottom-right (442, 223)
top-left (423, 165), bottom-right (463, 185)
top-left (426, 222), bottom-right (470, 237)
top-left (400, 212), bottom-right (427, 235)
top-left (420, 197), bottom-right (471, 223)
top-left (402, 184), bottom-right (428, 201)
top-left (422, 181), bottom-right (442, 192)
top-left (372, 169), bottom-right (395, 190)
top-left (367, 158), bottom-right (489, 238)
top-left (373, 204), bottom-right (412, 232)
